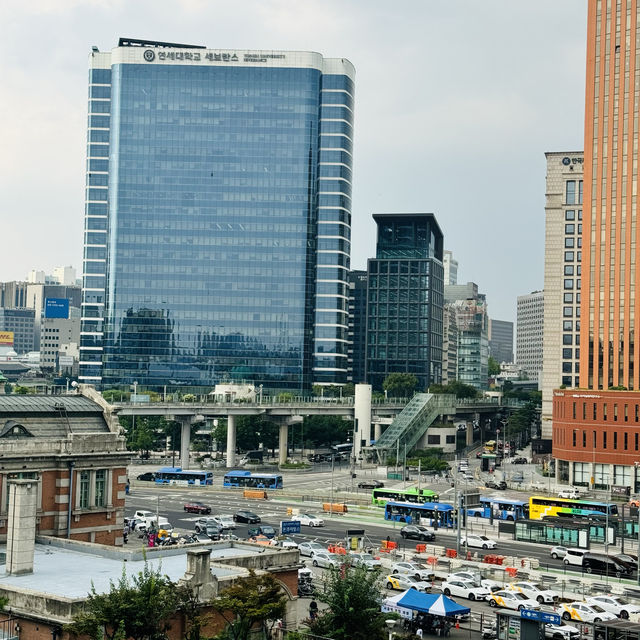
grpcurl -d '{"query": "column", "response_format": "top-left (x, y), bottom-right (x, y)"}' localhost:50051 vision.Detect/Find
top-left (279, 422), bottom-right (288, 466)
top-left (354, 384), bottom-right (372, 462)
top-left (226, 415), bottom-right (236, 467)
top-left (180, 418), bottom-right (192, 470)
top-left (6, 479), bottom-right (37, 575)
top-left (373, 419), bottom-right (382, 442)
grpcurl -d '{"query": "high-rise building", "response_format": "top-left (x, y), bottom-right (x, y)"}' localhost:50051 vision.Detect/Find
top-left (0, 308), bottom-right (35, 355)
top-left (441, 304), bottom-right (458, 385)
top-left (516, 291), bottom-right (544, 383)
top-left (541, 152), bottom-right (583, 440)
top-left (443, 250), bottom-right (458, 286)
top-left (79, 38), bottom-right (354, 391)
top-left (489, 318), bottom-right (514, 365)
top-left (365, 214), bottom-right (444, 392)
top-left (553, 1), bottom-right (640, 490)
top-left (347, 270), bottom-right (367, 384)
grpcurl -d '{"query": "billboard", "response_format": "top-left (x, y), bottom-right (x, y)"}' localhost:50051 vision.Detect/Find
top-left (44, 298), bottom-right (70, 319)
top-left (0, 332), bottom-right (14, 347)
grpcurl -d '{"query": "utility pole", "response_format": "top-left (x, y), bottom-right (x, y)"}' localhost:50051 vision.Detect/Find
top-left (417, 459), bottom-right (421, 495)
top-left (403, 443), bottom-right (407, 490)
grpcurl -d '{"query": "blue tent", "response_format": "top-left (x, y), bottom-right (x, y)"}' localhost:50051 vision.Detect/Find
top-left (397, 590), bottom-right (470, 617)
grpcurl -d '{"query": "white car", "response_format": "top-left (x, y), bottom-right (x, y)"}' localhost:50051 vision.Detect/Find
top-left (558, 488), bottom-right (581, 499)
top-left (508, 581), bottom-right (559, 604)
top-left (391, 562), bottom-right (433, 581)
top-left (298, 542), bottom-right (326, 557)
top-left (545, 624), bottom-right (580, 640)
top-left (586, 596), bottom-right (640, 619)
top-left (461, 534), bottom-right (497, 549)
top-left (447, 571), bottom-right (501, 592)
top-left (441, 579), bottom-right (491, 601)
top-left (489, 590), bottom-right (541, 611)
top-left (550, 545), bottom-right (568, 560)
top-left (349, 553), bottom-right (382, 571)
top-left (386, 573), bottom-right (431, 592)
top-left (311, 551), bottom-right (342, 569)
top-left (271, 537), bottom-right (298, 549)
top-left (292, 513), bottom-right (325, 527)
top-left (560, 602), bottom-right (617, 623)
top-left (212, 514), bottom-right (236, 529)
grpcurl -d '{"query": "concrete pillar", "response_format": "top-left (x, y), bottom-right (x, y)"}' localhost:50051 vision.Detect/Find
top-left (354, 384), bottom-right (372, 462)
top-left (7, 479), bottom-right (37, 575)
top-left (226, 415), bottom-right (237, 467)
top-left (180, 418), bottom-right (191, 470)
top-left (466, 421), bottom-right (474, 446)
top-left (373, 420), bottom-right (382, 442)
top-left (279, 423), bottom-right (288, 465)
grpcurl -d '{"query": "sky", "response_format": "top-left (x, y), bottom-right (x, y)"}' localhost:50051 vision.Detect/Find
top-left (0, 0), bottom-right (587, 323)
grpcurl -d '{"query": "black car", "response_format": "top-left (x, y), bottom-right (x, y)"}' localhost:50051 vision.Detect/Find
top-left (194, 517), bottom-right (223, 540)
top-left (248, 525), bottom-right (276, 539)
top-left (614, 553), bottom-right (638, 572)
top-left (513, 457), bottom-right (528, 465)
top-left (234, 510), bottom-right (261, 524)
top-left (357, 479), bottom-right (384, 489)
top-left (583, 552), bottom-right (632, 577)
top-left (485, 480), bottom-right (507, 490)
top-left (136, 472), bottom-right (155, 481)
top-left (400, 525), bottom-right (436, 542)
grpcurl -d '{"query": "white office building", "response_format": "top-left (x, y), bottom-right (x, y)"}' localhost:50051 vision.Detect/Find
top-left (516, 291), bottom-right (544, 384)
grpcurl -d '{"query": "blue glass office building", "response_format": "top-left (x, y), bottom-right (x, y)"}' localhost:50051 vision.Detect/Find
top-left (79, 39), bottom-right (354, 390)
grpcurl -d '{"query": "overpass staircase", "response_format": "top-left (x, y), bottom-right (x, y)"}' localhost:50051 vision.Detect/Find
top-left (372, 393), bottom-right (457, 462)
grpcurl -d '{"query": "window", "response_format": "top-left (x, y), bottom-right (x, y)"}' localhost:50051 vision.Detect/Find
top-left (564, 293), bottom-right (574, 303)
top-left (565, 224), bottom-right (575, 234)
top-left (565, 251), bottom-right (574, 261)
top-left (95, 470), bottom-right (106, 507)
top-left (565, 238), bottom-right (575, 248)
top-left (563, 307), bottom-right (573, 317)
top-left (564, 265), bottom-right (574, 276)
top-left (79, 471), bottom-right (90, 509)
top-left (565, 210), bottom-right (576, 220)
top-left (566, 181), bottom-right (577, 204)
top-left (427, 434), bottom-right (440, 445)
top-left (578, 180), bottom-right (583, 204)
top-left (563, 321), bottom-right (573, 330)
top-left (564, 279), bottom-right (573, 289)
top-left (563, 334), bottom-right (573, 345)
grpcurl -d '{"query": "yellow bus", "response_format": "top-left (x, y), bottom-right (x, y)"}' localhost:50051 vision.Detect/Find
top-left (484, 440), bottom-right (496, 453)
top-left (528, 496), bottom-right (618, 520)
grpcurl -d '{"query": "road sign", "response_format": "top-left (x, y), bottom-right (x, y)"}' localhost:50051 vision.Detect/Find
top-left (280, 520), bottom-right (301, 535)
top-left (520, 609), bottom-right (561, 625)
top-left (346, 529), bottom-right (365, 537)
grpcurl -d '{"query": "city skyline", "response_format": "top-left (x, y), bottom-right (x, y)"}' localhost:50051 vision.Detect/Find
top-left (1, 1), bottom-right (587, 323)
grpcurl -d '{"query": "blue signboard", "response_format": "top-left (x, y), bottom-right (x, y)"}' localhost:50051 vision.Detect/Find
top-left (520, 610), bottom-right (561, 625)
top-left (280, 520), bottom-right (301, 535)
top-left (44, 298), bottom-right (69, 319)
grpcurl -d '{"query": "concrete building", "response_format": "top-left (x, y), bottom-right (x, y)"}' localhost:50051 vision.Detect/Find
top-left (444, 281), bottom-right (478, 303)
top-left (516, 291), bottom-right (544, 383)
top-left (26, 267), bottom-right (77, 286)
top-left (0, 282), bottom-right (29, 309)
top-left (489, 318), bottom-right (514, 365)
top-left (79, 38), bottom-right (354, 391)
top-left (364, 213), bottom-right (444, 392)
top-left (441, 304), bottom-right (458, 385)
top-left (541, 152), bottom-right (583, 440)
top-left (443, 250), bottom-right (458, 286)
top-left (0, 308), bottom-right (35, 356)
top-left (450, 296), bottom-right (489, 389)
top-left (553, 1), bottom-right (640, 490)
top-left (347, 270), bottom-right (368, 384)
top-left (40, 317), bottom-right (80, 372)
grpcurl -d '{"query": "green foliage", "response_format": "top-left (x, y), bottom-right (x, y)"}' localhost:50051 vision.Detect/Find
top-left (429, 380), bottom-right (478, 399)
top-left (102, 389), bottom-right (130, 402)
top-left (308, 564), bottom-right (387, 640)
top-left (502, 382), bottom-right (542, 405)
top-left (65, 564), bottom-right (179, 640)
top-left (279, 462), bottom-right (311, 469)
top-left (276, 392), bottom-right (294, 402)
top-left (504, 401), bottom-right (539, 442)
top-left (382, 372), bottom-right (419, 397)
top-left (302, 415), bottom-right (351, 447)
top-left (212, 416), bottom-right (279, 452)
top-left (13, 385), bottom-right (32, 395)
top-left (403, 448), bottom-right (450, 472)
top-left (182, 393), bottom-right (197, 402)
top-left (488, 356), bottom-right (501, 376)
top-left (210, 570), bottom-right (287, 640)
top-left (119, 415), bottom-right (173, 453)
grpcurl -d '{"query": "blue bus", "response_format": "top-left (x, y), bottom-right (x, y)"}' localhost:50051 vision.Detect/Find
top-left (223, 470), bottom-right (283, 489)
top-left (384, 501), bottom-right (455, 528)
top-left (467, 497), bottom-right (528, 521)
top-left (155, 467), bottom-right (213, 485)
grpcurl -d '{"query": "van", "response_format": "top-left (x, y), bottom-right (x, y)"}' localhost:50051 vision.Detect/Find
top-left (582, 553), bottom-right (632, 578)
top-left (563, 548), bottom-right (587, 567)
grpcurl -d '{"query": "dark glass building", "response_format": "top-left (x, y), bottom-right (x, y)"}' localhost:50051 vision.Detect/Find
top-left (79, 39), bottom-right (354, 390)
top-left (347, 270), bottom-right (367, 384)
top-left (365, 214), bottom-right (444, 391)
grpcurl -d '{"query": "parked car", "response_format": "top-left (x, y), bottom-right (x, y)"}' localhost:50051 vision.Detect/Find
top-left (233, 510), bottom-right (261, 523)
top-left (386, 574), bottom-right (431, 592)
top-left (183, 501), bottom-right (211, 514)
top-left (489, 590), bottom-right (541, 611)
top-left (136, 472), bottom-right (155, 481)
top-left (562, 548), bottom-right (587, 566)
top-left (550, 545), bottom-right (568, 560)
top-left (271, 537), bottom-right (298, 549)
top-left (485, 480), bottom-right (507, 490)
top-left (560, 602), bottom-right (617, 623)
top-left (298, 542), bottom-right (326, 557)
top-left (212, 514), bottom-right (236, 530)
top-left (582, 553), bottom-right (632, 578)
top-left (586, 595), bottom-right (640, 619)
top-left (194, 519), bottom-right (222, 540)
top-left (513, 457), bottom-right (528, 465)
top-left (507, 581), bottom-right (559, 604)
top-left (357, 479), bottom-right (384, 489)
top-left (312, 551), bottom-right (342, 569)
top-left (441, 579), bottom-right (491, 601)
top-left (247, 525), bottom-right (276, 539)
top-left (558, 488), bottom-right (581, 499)
top-left (292, 513), bottom-right (325, 527)
top-left (447, 571), bottom-right (501, 592)
top-left (391, 562), bottom-right (433, 581)
top-left (461, 534), bottom-right (497, 549)
top-left (545, 624), bottom-right (580, 640)
top-left (613, 554), bottom-right (638, 573)
top-left (400, 525), bottom-right (435, 542)
top-left (349, 552), bottom-right (382, 571)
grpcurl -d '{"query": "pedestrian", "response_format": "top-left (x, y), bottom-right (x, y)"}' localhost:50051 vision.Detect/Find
top-left (308, 600), bottom-right (318, 621)
top-left (416, 628), bottom-right (423, 639)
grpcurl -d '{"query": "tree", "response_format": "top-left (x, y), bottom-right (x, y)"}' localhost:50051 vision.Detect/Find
top-left (308, 564), bottom-right (387, 640)
top-left (488, 356), bottom-right (501, 376)
top-left (210, 570), bottom-right (287, 640)
top-left (66, 564), bottom-right (179, 640)
top-left (382, 373), bottom-right (419, 398)
top-left (302, 415), bottom-right (351, 447)
top-left (428, 381), bottom-right (478, 399)
top-left (13, 385), bottom-right (32, 395)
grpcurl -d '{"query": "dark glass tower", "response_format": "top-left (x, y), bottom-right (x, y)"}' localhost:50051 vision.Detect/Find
top-left (347, 270), bottom-right (367, 384)
top-left (79, 39), bottom-right (354, 390)
top-left (365, 214), bottom-right (444, 391)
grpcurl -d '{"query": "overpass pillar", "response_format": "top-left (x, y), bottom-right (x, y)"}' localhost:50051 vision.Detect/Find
top-left (354, 384), bottom-right (372, 462)
top-left (373, 419), bottom-right (382, 442)
top-left (226, 415), bottom-right (237, 467)
top-left (177, 417), bottom-right (192, 470)
top-left (279, 422), bottom-right (288, 466)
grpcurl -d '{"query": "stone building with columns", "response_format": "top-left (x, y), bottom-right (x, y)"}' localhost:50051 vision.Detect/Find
top-left (0, 389), bottom-right (129, 545)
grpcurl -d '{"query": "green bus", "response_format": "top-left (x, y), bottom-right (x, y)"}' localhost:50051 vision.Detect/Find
top-left (372, 487), bottom-right (439, 507)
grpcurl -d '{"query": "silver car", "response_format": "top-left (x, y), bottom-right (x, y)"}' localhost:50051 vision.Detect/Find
top-left (312, 551), bottom-right (342, 569)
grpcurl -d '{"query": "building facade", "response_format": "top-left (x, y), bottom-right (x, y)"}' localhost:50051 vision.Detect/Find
top-left (441, 304), bottom-right (458, 385)
top-left (516, 291), bottom-right (544, 383)
top-left (40, 317), bottom-right (81, 372)
top-left (443, 250), bottom-right (458, 286)
top-left (541, 152), bottom-right (583, 440)
top-left (0, 309), bottom-right (35, 356)
top-left (489, 318), bottom-right (514, 365)
top-left (450, 296), bottom-right (489, 389)
top-left (365, 214), bottom-right (444, 392)
top-left (79, 38), bottom-right (354, 392)
top-left (347, 270), bottom-right (367, 384)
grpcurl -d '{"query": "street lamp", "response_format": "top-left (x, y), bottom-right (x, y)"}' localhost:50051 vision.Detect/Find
top-left (385, 619), bottom-right (396, 640)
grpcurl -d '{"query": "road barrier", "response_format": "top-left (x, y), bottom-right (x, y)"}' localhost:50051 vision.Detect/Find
top-left (243, 489), bottom-right (267, 499)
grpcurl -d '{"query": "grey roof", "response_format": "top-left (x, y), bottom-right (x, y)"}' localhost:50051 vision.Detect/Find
top-left (0, 395), bottom-right (102, 414)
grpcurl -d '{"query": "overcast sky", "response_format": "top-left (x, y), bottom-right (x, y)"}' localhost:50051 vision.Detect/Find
top-left (0, 0), bottom-right (587, 322)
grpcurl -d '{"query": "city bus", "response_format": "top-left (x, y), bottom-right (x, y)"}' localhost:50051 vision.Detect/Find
top-left (372, 487), bottom-right (439, 506)
top-left (528, 496), bottom-right (618, 520)
top-left (384, 501), bottom-right (455, 528)
top-left (154, 467), bottom-right (214, 485)
top-left (222, 470), bottom-right (283, 489)
top-left (484, 440), bottom-right (497, 453)
top-left (467, 497), bottom-right (528, 521)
